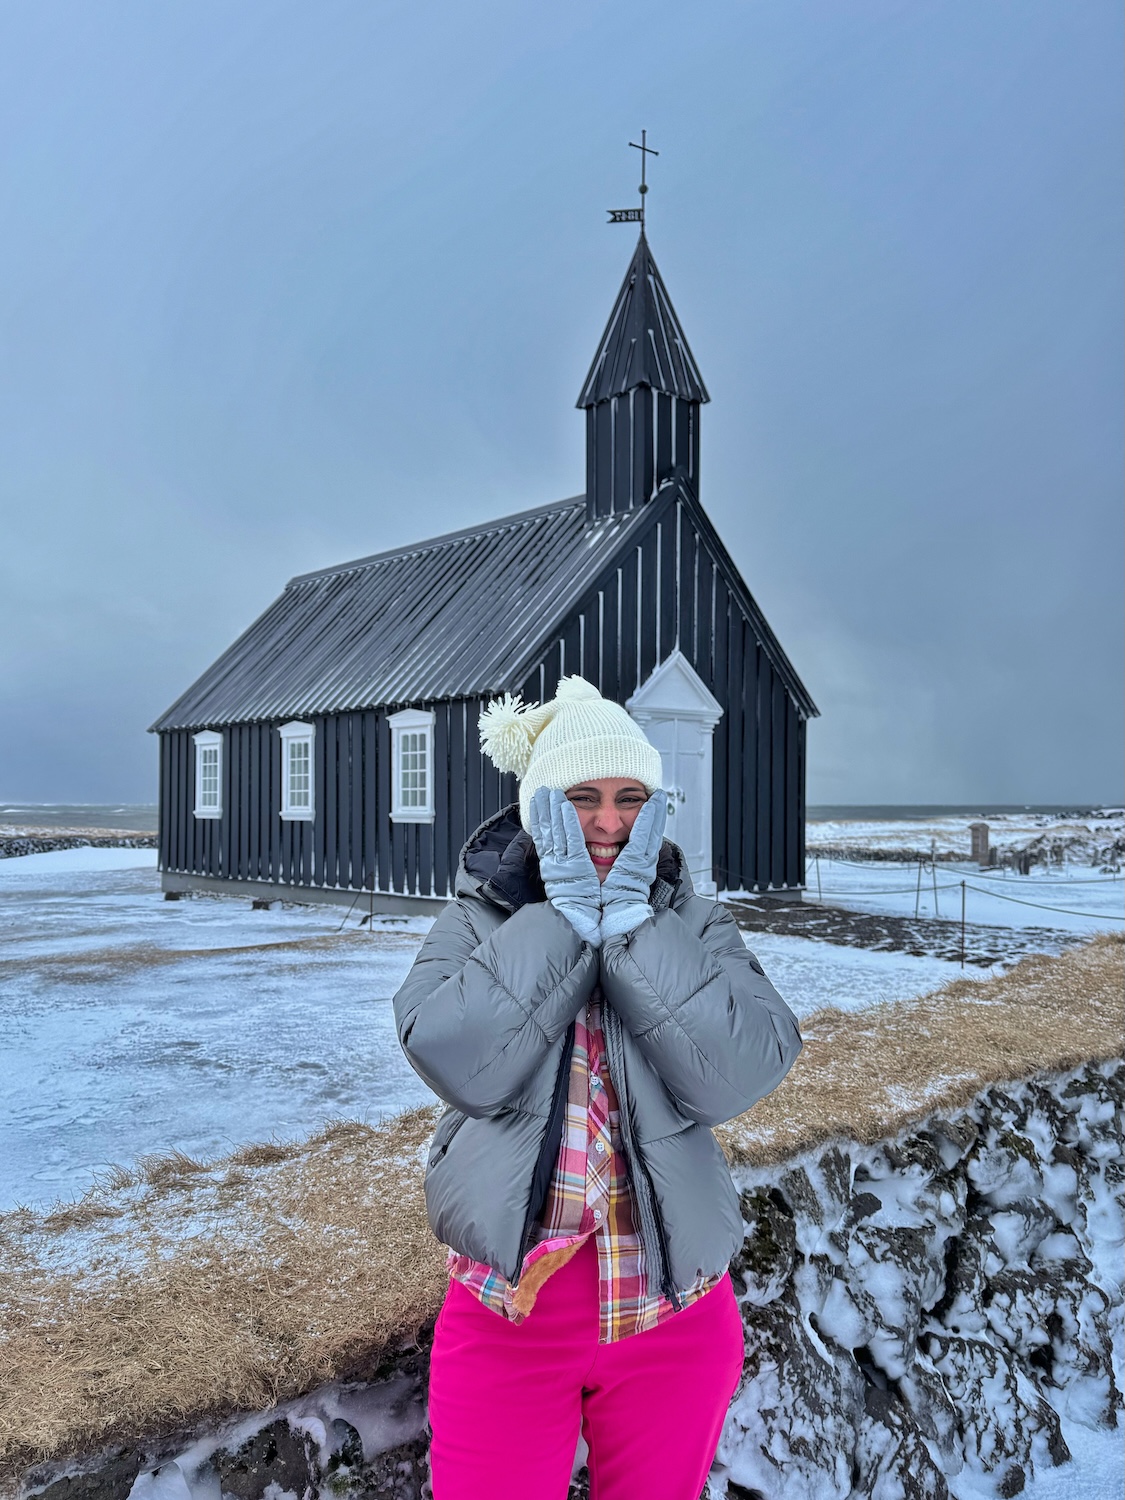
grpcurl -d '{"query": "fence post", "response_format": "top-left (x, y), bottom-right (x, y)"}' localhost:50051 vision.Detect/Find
top-left (960, 880), bottom-right (966, 969)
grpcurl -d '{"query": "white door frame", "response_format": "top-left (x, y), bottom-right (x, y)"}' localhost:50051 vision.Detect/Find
top-left (626, 650), bottom-right (724, 896)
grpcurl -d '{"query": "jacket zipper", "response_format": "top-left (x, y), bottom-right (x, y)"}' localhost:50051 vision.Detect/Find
top-left (510, 1020), bottom-right (575, 1287)
top-left (602, 1001), bottom-right (682, 1312)
top-left (630, 1142), bottom-right (682, 1311)
top-left (648, 1161), bottom-right (683, 1312)
top-left (620, 879), bottom-right (682, 1310)
top-left (428, 1109), bottom-right (466, 1167)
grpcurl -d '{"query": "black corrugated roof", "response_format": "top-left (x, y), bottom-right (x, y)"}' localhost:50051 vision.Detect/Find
top-left (149, 498), bottom-right (656, 731)
top-left (577, 233), bottom-right (709, 408)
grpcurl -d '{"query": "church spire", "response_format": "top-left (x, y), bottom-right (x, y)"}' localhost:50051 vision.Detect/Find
top-left (578, 233), bottom-right (709, 522)
top-left (578, 232), bottom-right (708, 407)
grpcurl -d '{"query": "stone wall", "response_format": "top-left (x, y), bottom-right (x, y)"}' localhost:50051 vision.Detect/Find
top-left (0, 835), bottom-right (157, 859)
top-left (17, 1060), bottom-right (1123, 1500)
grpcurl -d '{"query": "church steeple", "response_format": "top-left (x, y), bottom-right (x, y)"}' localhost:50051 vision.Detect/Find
top-left (578, 232), bottom-right (709, 522)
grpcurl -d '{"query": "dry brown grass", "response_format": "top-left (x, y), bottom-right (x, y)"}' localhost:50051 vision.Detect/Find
top-left (0, 1108), bottom-right (445, 1482)
top-left (1, 934), bottom-right (1121, 1482)
top-left (717, 930), bottom-right (1124, 1164)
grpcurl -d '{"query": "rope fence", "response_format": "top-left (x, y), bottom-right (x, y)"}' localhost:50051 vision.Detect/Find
top-left (808, 851), bottom-right (1123, 884)
top-left (804, 854), bottom-right (1124, 922)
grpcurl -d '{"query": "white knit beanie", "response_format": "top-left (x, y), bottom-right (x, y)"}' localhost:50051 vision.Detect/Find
top-left (478, 676), bottom-right (664, 830)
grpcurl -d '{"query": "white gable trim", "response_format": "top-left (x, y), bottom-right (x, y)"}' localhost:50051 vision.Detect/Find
top-left (625, 649), bottom-right (723, 729)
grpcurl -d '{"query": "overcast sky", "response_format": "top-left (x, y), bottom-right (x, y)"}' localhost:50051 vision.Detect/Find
top-left (0, 0), bottom-right (1120, 807)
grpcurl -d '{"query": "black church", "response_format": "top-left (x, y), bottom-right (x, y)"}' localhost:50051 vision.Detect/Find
top-left (151, 234), bottom-right (818, 910)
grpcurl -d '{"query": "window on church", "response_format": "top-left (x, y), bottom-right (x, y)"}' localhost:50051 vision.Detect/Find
top-left (390, 708), bottom-right (435, 822)
top-left (279, 722), bottom-right (315, 821)
top-left (193, 730), bottom-right (223, 819)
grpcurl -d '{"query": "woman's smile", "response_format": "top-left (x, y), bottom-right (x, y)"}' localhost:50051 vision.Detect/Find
top-left (587, 840), bottom-right (624, 867)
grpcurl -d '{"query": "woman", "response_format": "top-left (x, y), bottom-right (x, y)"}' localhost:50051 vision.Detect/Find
top-left (393, 676), bottom-right (802, 1500)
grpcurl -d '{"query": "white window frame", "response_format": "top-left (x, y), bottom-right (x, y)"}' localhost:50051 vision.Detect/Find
top-left (193, 730), bottom-right (223, 819)
top-left (279, 721), bottom-right (316, 821)
top-left (390, 707), bottom-right (435, 822)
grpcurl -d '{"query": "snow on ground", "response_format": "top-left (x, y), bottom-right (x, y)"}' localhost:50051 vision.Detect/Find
top-left (800, 855), bottom-right (1124, 937)
top-left (0, 842), bottom-right (1110, 1214)
top-left (743, 929), bottom-right (978, 1018)
top-left (0, 845), bottom-right (162, 874)
top-left (0, 850), bottom-right (436, 1211)
top-left (1018, 1424), bottom-right (1123, 1500)
top-left (797, 808), bottom-right (1124, 938)
top-left (0, 849), bottom-right (991, 1213)
top-left (2, 848), bottom-right (1121, 1500)
top-left (985, 1422), bottom-right (1124, 1500)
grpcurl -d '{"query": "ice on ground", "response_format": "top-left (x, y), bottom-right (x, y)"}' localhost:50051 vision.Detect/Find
top-left (0, 845), bottom-right (160, 875)
top-left (742, 930), bottom-right (986, 1019)
top-left (796, 856), bottom-right (1123, 937)
top-left (0, 855), bottom-right (997, 1213)
top-left (0, 859), bottom-right (437, 1212)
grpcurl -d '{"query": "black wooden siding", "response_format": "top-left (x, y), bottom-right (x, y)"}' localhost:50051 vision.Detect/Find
top-left (160, 495), bottom-right (807, 898)
top-left (585, 389), bottom-right (700, 521)
top-left (161, 706), bottom-right (518, 899)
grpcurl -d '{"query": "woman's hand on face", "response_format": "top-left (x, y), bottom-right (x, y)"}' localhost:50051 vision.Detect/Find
top-left (597, 788), bottom-right (667, 940)
top-left (528, 787), bottom-right (603, 946)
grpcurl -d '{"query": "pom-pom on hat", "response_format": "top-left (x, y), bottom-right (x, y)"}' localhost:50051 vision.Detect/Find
top-left (479, 676), bottom-right (664, 830)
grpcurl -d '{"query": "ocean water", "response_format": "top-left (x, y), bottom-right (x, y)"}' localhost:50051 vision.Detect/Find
top-left (0, 804), bottom-right (158, 832)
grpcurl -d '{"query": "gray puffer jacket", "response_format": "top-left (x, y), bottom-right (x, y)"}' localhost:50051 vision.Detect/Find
top-left (392, 805), bottom-right (802, 1305)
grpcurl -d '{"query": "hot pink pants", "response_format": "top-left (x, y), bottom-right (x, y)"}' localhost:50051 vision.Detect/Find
top-left (427, 1234), bottom-right (745, 1500)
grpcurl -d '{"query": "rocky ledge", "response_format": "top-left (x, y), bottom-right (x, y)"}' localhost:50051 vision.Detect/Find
top-left (0, 834), bottom-right (157, 860)
top-left (14, 1061), bottom-right (1123, 1500)
top-left (712, 1059), bottom-right (1122, 1500)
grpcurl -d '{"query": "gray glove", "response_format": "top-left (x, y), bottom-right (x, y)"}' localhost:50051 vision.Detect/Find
top-left (528, 787), bottom-right (603, 947)
top-left (598, 788), bottom-right (668, 940)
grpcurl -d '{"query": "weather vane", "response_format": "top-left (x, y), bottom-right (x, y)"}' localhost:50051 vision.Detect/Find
top-left (608, 130), bottom-right (658, 228)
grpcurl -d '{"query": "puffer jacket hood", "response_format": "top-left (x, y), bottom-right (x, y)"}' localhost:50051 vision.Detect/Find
top-left (394, 804), bottom-right (802, 1297)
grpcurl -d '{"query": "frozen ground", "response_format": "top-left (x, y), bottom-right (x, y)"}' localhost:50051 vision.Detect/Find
top-left (2, 848), bottom-right (997, 1214)
top-left (0, 850), bottom-right (435, 1211)
top-left (799, 856), bottom-right (1123, 936)
top-left (0, 840), bottom-right (1115, 1214)
top-left (806, 806), bottom-right (1123, 863)
top-left (958, 1423), bottom-right (1123, 1500)
top-left (796, 807), bottom-right (1124, 938)
top-left (2, 850), bottom-right (1121, 1500)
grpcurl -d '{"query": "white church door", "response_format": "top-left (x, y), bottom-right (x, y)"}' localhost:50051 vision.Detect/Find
top-left (626, 651), bottom-right (724, 897)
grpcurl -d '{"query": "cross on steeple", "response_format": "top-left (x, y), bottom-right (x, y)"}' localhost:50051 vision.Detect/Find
top-left (630, 130), bottom-right (658, 209)
top-left (607, 129), bottom-right (659, 228)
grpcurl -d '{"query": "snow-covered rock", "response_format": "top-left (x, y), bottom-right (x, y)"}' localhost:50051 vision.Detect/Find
top-left (711, 1060), bottom-right (1123, 1500)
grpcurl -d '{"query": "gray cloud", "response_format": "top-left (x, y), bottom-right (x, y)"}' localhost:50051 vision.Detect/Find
top-left (0, 0), bottom-right (1120, 804)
